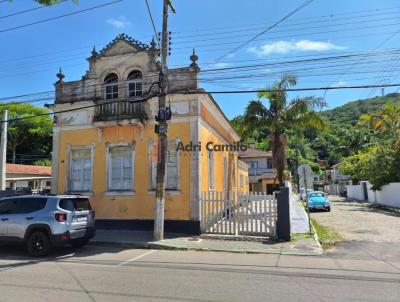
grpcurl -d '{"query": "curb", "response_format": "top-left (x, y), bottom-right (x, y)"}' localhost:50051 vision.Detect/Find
top-left (309, 220), bottom-right (323, 251)
top-left (89, 240), bottom-right (151, 249)
top-left (89, 240), bottom-right (322, 256)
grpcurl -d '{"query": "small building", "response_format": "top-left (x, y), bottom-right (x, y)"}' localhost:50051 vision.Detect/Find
top-left (47, 34), bottom-right (247, 234)
top-left (6, 164), bottom-right (51, 193)
top-left (327, 163), bottom-right (352, 195)
top-left (239, 148), bottom-right (279, 194)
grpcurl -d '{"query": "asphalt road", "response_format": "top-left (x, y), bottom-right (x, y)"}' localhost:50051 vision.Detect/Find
top-left (0, 244), bottom-right (399, 302)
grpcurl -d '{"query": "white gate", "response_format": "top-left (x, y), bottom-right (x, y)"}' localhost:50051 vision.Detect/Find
top-left (200, 192), bottom-right (277, 237)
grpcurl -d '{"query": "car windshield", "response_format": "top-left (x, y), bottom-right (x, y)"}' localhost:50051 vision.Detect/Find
top-left (309, 193), bottom-right (325, 197)
top-left (59, 198), bottom-right (92, 211)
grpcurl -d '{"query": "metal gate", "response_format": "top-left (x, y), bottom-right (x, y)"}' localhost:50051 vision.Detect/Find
top-left (200, 192), bottom-right (277, 237)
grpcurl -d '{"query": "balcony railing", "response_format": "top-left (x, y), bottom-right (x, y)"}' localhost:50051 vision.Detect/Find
top-left (248, 167), bottom-right (274, 176)
top-left (93, 101), bottom-right (146, 122)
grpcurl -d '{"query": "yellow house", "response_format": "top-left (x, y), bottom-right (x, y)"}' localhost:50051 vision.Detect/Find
top-left (48, 34), bottom-right (248, 234)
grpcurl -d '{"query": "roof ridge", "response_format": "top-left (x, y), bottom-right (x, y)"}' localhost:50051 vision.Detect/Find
top-left (95, 33), bottom-right (151, 58)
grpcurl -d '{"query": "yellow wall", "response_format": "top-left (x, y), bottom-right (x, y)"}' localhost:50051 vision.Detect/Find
top-left (199, 123), bottom-right (232, 193)
top-left (57, 103), bottom-right (244, 222)
top-left (57, 122), bottom-right (191, 221)
top-left (238, 166), bottom-right (249, 194)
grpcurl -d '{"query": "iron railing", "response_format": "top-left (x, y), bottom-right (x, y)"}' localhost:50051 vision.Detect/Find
top-left (93, 101), bottom-right (146, 122)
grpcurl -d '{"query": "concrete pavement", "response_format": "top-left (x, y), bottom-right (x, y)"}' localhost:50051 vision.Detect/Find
top-left (290, 196), bottom-right (311, 234)
top-left (0, 245), bottom-right (399, 302)
top-left (89, 194), bottom-right (320, 256)
top-left (90, 229), bottom-right (322, 256)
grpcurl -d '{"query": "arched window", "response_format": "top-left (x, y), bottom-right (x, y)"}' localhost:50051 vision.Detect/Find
top-left (104, 73), bottom-right (119, 100)
top-left (127, 70), bottom-right (142, 97)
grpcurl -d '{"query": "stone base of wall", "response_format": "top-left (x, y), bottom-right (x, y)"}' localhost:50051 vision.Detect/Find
top-left (95, 219), bottom-right (201, 235)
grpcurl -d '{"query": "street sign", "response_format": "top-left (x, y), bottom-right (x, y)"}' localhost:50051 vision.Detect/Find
top-left (297, 164), bottom-right (312, 178)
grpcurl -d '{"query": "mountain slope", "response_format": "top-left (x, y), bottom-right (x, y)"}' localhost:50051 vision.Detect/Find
top-left (321, 93), bottom-right (400, 125)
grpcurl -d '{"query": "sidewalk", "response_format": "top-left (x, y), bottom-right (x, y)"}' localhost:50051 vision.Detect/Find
top-left (90, 229), bottom-right (322, 256)
top-left (290, 194), bottom-right (311, 234)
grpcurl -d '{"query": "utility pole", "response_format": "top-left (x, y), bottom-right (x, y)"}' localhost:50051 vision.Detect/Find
top-left (303, 166), bottom-right (312, 236)
top-left (295, 136), bottom-right (300, 193)
top-left (0, 110), bottom-right (8, 191)
top-left (154, 0), bottom-right (175, 241)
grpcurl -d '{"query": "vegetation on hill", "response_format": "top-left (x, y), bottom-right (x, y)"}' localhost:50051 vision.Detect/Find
top-left (321, 93), bottom-right (400, 126)
top-left (233, 90), bottom-right (400, 188)
top-left (339, 103), bottom-right (400, 189)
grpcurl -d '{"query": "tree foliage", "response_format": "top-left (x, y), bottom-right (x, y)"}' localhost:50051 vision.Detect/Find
top-left (0, 103), bottom-right (53, 164)
top-left (339, 103), bottom-right (400, 190)
top-left (240, 75), bottom-right (326, 185)
top-left (35, 0), bottom-right (78, 5)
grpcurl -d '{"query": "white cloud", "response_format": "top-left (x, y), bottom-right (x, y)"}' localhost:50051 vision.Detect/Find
top-left (248, 40), bottom-right (346, 56)
top-left (212, 62), bottom-right (233, 68)
top-left (107, 16), bottom-right (132, 29)
top-left (330, 80), bottom-right (346, 87)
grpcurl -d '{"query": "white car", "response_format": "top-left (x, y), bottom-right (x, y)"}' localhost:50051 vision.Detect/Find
top-left (299, 188), bottom-right (313, 200)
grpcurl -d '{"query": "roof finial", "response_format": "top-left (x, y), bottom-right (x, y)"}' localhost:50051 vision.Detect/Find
top-left (56, 67), bottom-right (65, 83)
top-left (91, 45), bottom-right (98, 57)
top-left (150, 37), bottom-right (157, 50)
top-left (190, 48), bottom-right (199, 68)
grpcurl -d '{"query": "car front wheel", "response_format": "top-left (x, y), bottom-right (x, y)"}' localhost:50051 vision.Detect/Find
top-left (26, 231), bottom-right (52, 257)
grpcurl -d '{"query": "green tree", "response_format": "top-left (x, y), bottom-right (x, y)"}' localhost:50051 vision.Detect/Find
top-left (34, 159), bottom-right (52, 166)
top-left (35, 0), bottom-right (78, 4)
top-left (0, 103), bottom-right (53, 164)
top-left (242, 75), bottom-right (326, 185)
top-left (340, 103), bottom-right (400, 190)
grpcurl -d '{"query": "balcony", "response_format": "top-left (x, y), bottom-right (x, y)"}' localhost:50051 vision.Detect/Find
top-left (249, 168), bottom-right (277, 184)
top-left (248, 167), bottom-right (274, 176)
top-left (93, 100), bottom-right (147, 122)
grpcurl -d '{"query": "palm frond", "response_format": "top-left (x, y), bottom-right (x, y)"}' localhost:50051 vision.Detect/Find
top-left (243, 100), bottom-right (272, 130)
top-left (294, 111), bottom-right (326, 130)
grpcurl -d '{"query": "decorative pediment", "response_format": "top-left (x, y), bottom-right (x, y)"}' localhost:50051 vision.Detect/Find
top-left (91, 33), bottom-right (155, 59)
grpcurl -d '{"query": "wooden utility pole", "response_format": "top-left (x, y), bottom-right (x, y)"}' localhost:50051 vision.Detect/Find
top-left (0, 110), bottom-right (8, 190)
top-left (154, 0), bottom-right (175, 241)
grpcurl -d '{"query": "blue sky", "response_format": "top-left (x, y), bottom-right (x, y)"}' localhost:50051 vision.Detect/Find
top-left (1, 0), bottom-right (400, 118)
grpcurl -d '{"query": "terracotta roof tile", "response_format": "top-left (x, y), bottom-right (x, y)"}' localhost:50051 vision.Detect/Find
top-left (239, 147), bottom-right (272, 158)
top-left (6, 164), bottom-right (51, 176)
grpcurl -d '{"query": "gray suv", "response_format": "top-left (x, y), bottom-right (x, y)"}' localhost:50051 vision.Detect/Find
top-left (0, 195), bottom-right (95, 257)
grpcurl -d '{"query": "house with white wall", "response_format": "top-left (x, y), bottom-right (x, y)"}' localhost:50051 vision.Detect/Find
top-left (5, 164), bottom-right (51, 193)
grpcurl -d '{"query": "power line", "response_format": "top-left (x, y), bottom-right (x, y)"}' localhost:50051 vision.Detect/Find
top-left (2, 83), bottom-right (400, 124)
top-left (324, 27), bottom-right (400, 98)
top-left (182, 83), bottom-right (400, 94)
top-left (204, 0), bottom-right (314, 67)
top-left (173, 14), bottom-right (400, 44)
top-left (172, 5), bottom-right (400, 35)
top-left (0, 0), bottom-right (68, 20)
top-left (0, 0), bottom-right (124, 34)
top-left (0, 96), bottom-right (154, 124)
top-left (173, 21), bottom-right (400, 51)
top-left (144, 0), bottom-right (160, 48)
top-left (2, 50), bottom-right (400, 103)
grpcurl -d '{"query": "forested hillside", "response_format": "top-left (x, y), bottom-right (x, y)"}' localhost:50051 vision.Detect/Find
top-left (321, 93), bottom-right (400, 126)
top-left (233, 92), bottom-right (400, 174)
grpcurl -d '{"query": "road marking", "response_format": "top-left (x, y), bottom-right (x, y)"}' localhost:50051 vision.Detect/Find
top-left (117, 250), bottom-right (158, 267)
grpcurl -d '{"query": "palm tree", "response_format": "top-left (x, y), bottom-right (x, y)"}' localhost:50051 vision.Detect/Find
top-left (242, 75), bottom-right (326, 186)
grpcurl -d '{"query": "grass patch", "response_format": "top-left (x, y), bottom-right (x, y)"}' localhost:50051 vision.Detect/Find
top-left (291, 232), bottom-right (311, 240)
top-left (311, 218), bottom-right (342, 250)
